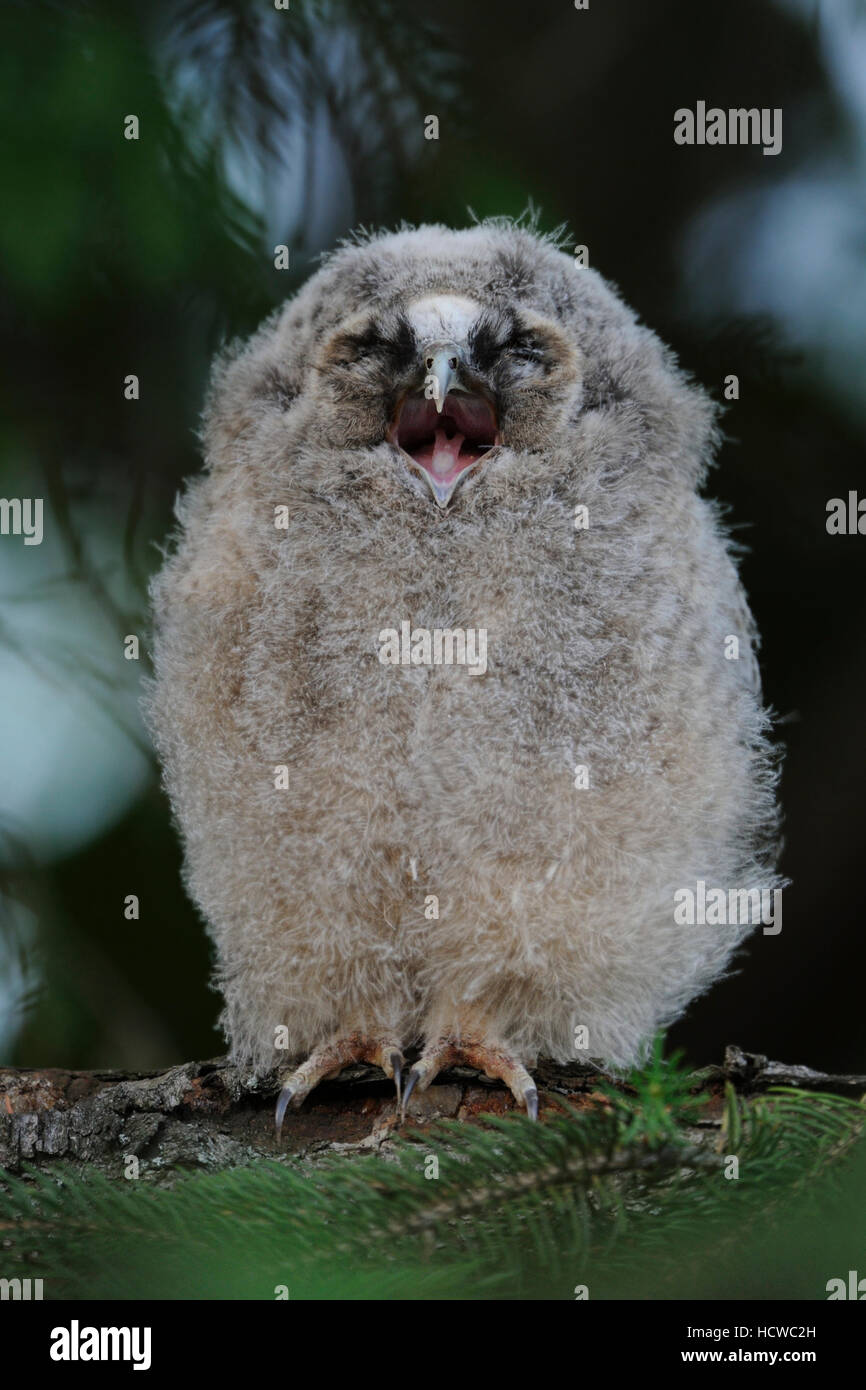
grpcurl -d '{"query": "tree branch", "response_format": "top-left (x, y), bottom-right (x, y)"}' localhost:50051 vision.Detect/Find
top-left (1, 1045), bottom-right (863, 1178)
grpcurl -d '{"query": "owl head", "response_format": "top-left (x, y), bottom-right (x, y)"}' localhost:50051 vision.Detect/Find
top-left (315, 281), bottom-right (583, 507)
top-left (205, 220), bottom-right (715, 511)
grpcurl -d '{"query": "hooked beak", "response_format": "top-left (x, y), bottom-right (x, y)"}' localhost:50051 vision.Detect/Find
top-left (423, 344), bottom-right (461, 414)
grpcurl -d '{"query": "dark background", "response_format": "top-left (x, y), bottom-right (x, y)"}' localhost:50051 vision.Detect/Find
top-left (1, 0), bottom-right (863, 1074)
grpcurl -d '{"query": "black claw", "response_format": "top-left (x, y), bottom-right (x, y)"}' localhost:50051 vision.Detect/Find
top-left (275, 1085), bottom-right (295, 1137)
top-left (401, 1066), bottom-right (421, 1114)
top-left (390, 1051), bottom-right (403, 1105)
top-left (525, 1086), bottom-right (539, 1122)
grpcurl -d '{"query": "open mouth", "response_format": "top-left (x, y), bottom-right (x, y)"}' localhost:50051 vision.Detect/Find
top-left (388, 392), bottom-right (500, 507)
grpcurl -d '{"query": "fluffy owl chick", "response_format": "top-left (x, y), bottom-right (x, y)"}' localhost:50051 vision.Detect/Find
top-left (146, 220), bottom-right (781, 1126)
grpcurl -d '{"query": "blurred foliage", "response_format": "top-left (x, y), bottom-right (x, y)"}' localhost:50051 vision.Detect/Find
top-left (599, 1034), bottom-right (706, 1144)
top-left (1, 1068), bottom-right (863, 1300)
top-left (0, 0), bottom-right (864, 1072)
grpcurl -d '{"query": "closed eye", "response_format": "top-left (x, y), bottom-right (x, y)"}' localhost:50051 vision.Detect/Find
top-left (468, 310), bottom-right (549, 371)
top-left (322, 312), bottom-right (415, 371)
top-left (325, 326), bottom-right (381, 368)
top-left (510, 342), bottom-right (545, 364)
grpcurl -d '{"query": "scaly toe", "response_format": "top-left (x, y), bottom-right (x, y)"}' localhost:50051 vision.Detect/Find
top-left (402, 1034), bottom-right (538, 1119)
top-left (274, 1030), bottom-right (405, 1135)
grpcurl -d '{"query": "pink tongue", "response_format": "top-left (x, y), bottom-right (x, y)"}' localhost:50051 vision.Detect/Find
top-left (430, 427), bottom-right (465, 479)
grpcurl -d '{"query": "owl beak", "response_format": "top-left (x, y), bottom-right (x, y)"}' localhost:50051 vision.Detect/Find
top-left (424, 466), bottom-right (468, 510)
top-left (423, 344), bottom-right (461, 414)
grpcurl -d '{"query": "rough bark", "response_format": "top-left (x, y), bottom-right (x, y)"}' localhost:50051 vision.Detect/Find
top-left (1, 1045), bottom-right (863, 1179)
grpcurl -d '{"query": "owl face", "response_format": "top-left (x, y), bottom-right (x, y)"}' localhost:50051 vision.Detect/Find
top-left (217, 225), bottom-right (703, 517)
top-left (314, 288), bottom-right (580, 508)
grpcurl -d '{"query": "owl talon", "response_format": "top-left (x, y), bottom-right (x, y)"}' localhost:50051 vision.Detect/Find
top-left (275, 1085), bottom-right (296, 1137)
top-left (402, 1032), bottom-right (539, 1119)
top-left (390, 1050), bottom-right (403, 1105)
top-left (524, 1085), bottom-right (539, 1122)
top-left (274, 1031), bottom-right (404, 1136)
top-left (400, 1063), bottom-right (423, 1115)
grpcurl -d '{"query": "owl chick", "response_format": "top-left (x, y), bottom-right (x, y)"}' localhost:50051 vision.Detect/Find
top-left (146, 220), bottom-right (781, 1127)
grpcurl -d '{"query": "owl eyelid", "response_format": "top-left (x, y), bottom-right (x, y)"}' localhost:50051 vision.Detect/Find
top-left (343, 334), bottom-right (381, 359)
top-left (509, 340), bottom-right (545, 362)
top-left (333, 327), bottom-right (414, 366)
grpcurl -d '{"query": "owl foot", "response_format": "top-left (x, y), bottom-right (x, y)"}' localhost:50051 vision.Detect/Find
top-left (402, 1033), bottom-right (538, 1120)
top-left (275, 1031), bottom-right (404, 1135)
